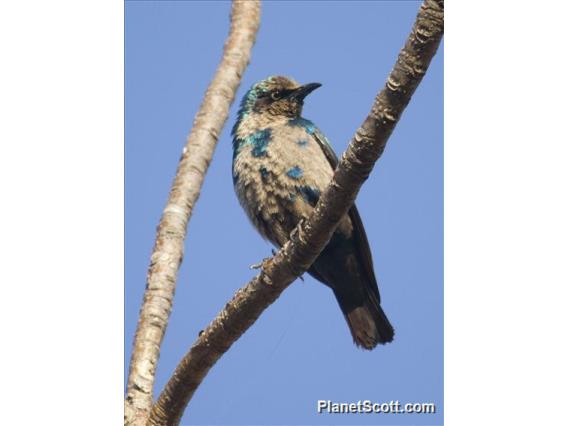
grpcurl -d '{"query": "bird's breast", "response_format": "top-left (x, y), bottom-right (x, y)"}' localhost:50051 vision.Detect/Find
top-left (232, 121), bottom-right (334, 245)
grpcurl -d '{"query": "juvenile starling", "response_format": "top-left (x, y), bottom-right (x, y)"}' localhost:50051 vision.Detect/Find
top-left (232, 76), bottom-right (394, 349)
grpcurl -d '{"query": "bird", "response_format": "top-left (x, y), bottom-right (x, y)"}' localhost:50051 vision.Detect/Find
top-left (231, 76), bottom-right (394, 349)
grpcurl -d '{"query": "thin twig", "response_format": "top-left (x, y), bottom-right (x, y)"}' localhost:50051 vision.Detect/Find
top-left (124, 2), bottom-right (261, 425)
top-left (147, 1), bottom-right (443, 425)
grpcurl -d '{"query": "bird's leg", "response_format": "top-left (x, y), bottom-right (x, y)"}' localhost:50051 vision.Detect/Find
top-left (289, 218), bottom-right (305, 243)
top-left (290, 219), bottom-right (306, 282)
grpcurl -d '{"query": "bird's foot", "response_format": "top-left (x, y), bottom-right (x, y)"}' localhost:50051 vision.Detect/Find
top-left (251, 250), bottom-right (280, 286)
top-left (250, 258), bottom-right (269, 270)
top-left (289, 218), bottom-right (305, 242)
top-left (250, 251), bottom-right (276, 270)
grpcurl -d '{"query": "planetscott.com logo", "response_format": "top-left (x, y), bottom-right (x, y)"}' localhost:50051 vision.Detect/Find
top-left (317, 400), bottom-right (436, 415)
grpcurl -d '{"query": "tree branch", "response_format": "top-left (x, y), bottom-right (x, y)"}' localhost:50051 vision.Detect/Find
top-left (147, 1), bottom-right (443, 424)
top-left (124, 2), bottom-right (261, 425)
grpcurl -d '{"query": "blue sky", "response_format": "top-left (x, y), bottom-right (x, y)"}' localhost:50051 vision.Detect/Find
top-left (125, 1), bottom-right (443, 425)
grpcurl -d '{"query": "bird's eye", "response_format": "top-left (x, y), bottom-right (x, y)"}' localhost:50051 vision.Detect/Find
top-left (271, 91), bottom-right (281, 100)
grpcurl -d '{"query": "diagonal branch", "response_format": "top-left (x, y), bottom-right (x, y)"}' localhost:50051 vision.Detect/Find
top-left (147, 1), bottom-right (443, 424)
top-left (124, 2), bottom-right (261, 425)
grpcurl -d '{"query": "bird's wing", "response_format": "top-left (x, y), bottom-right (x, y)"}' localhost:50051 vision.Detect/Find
top-left (311, 125), bottom-right (381, 303)
top-left (311, 126), bottom-right (339, 167)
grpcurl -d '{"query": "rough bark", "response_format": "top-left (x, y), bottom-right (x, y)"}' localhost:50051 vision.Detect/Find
top-left (124, 2), bottom-right (261, 425)
top-left (147, 1), bottom-right (443, 425)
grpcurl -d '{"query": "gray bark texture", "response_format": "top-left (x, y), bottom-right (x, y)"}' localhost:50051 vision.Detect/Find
top-left (147, 1), bottom-right (444, 425)
top-left (124, 2), bottom-right (261, 425)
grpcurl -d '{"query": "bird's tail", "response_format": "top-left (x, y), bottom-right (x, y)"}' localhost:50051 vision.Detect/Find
top-left (335, 291), bottom-right (394, 350)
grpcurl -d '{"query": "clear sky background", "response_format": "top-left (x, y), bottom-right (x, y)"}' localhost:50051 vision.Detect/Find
top-left (125, 1), bottom-right (443, 425)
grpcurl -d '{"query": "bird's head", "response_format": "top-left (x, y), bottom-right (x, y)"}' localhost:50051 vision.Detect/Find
top-left (232, 76), bottom-right (321, 136)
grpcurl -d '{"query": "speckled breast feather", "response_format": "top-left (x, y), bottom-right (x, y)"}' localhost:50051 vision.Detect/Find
top-left (233, 118), bottom-right (338, 247)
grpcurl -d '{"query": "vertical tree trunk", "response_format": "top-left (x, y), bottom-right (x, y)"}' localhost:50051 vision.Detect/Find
top-left (124, 2), bottom-right (261, 425)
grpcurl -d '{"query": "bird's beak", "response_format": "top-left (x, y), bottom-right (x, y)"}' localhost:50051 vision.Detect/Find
top-left (290, 82), bottom-right (322, 100)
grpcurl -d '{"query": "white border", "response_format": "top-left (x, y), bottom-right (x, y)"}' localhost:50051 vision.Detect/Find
top-left (446, 1), bottom-right (568, 425)
top-left (1, 1), bottom-right (567, 425)
top-left (0, 1), bottom-right (123, 424)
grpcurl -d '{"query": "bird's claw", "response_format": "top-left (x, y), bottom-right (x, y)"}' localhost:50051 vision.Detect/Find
top-left (250, 247), bottom-right (278, 270)
top-left (289, 218), bottom-right (305, 242)
top-left (250, 258), bottom-right (269, 270)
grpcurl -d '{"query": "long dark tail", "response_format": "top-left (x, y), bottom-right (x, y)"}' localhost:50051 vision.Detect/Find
top-left (335, 290), bottom-right (394, 350)
top-left (307, 204), bottom-right (394, 350)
